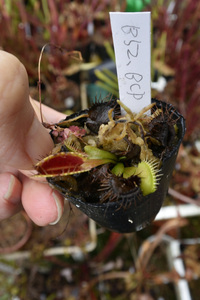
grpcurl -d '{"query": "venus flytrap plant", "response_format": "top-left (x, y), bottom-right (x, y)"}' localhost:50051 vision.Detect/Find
top-left (35, 94), bottom-right (185, 233)
top-left (84, 146), bottom-right (161, 197)
top-left (35, 98), bottom-right (165, 194)
top-left (36, 138), bottom-right (161, 197)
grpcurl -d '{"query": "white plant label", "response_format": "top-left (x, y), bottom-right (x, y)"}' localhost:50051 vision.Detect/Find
top-left (110, 12), bottom-right (151, 113)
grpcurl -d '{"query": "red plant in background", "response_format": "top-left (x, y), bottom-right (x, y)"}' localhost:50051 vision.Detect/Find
top-left (145, 0), bottom-right (200, 200)
top-left (148, 0), bottom-right (200, 140)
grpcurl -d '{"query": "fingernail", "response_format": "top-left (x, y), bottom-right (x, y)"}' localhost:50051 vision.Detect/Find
top-left (49, 192), bottom-right (63, 225)
top-left (4, 175), bottom-right (15, 201)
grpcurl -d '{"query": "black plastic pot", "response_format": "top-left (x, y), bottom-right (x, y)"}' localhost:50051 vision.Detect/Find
top-left (48, 100), bottom-right (185, 233)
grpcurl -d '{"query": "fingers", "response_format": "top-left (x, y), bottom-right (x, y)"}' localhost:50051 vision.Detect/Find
top-left (0, 172), bottom-right (64, 225)
top-left (0, 51), bottom-right (65, 225)
top-left (21, 175), bottom-right (64, 226)
top-left (30, 98), bottom-right (66, 124)
top-left (0, 173), bottom-right (22, 220)
top-left (0, 51), bottom-right (53, 170)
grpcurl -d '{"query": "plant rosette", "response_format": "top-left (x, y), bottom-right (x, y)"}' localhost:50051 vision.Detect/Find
top-left (35, 98), bottom-right (185, 233)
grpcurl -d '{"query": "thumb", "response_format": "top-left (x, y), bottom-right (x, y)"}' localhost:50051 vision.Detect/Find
top-left (0, 51), bottom-right (53, 170)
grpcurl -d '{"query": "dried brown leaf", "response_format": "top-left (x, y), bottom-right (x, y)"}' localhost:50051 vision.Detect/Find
top-left (136, 218), bottom-right (188, 270)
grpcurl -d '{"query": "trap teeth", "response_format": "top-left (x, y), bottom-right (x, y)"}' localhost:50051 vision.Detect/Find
top-left (134, 160), bottom-right (161, 196)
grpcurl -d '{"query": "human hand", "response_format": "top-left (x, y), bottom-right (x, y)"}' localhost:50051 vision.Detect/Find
top-left (0, 50), bottom-right (65, 225)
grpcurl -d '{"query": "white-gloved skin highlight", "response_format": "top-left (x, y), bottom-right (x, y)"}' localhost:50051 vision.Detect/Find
top-left (0, 50), bottom-right (65, 225)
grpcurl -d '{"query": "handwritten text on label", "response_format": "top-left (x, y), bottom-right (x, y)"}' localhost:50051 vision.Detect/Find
top-left (110, 12), bottom-right (151, 113)
top-left (122, 25), bottom-right (144, 101)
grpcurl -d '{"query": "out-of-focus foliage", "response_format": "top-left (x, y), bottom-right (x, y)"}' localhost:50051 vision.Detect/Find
top-left (149, 0), bottom-right (200, 140)
top-left (0, 0), bottom-right (125, 109)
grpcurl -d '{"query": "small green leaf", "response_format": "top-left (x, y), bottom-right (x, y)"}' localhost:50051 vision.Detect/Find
top-left (82, 158), bottom-right (116, 170)
top-left (111, 162), bottom-right (124, 176)
top-left (84, 146), bottom-right (117, 162)
top-left (123, 166), bottom-right (137, 178)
